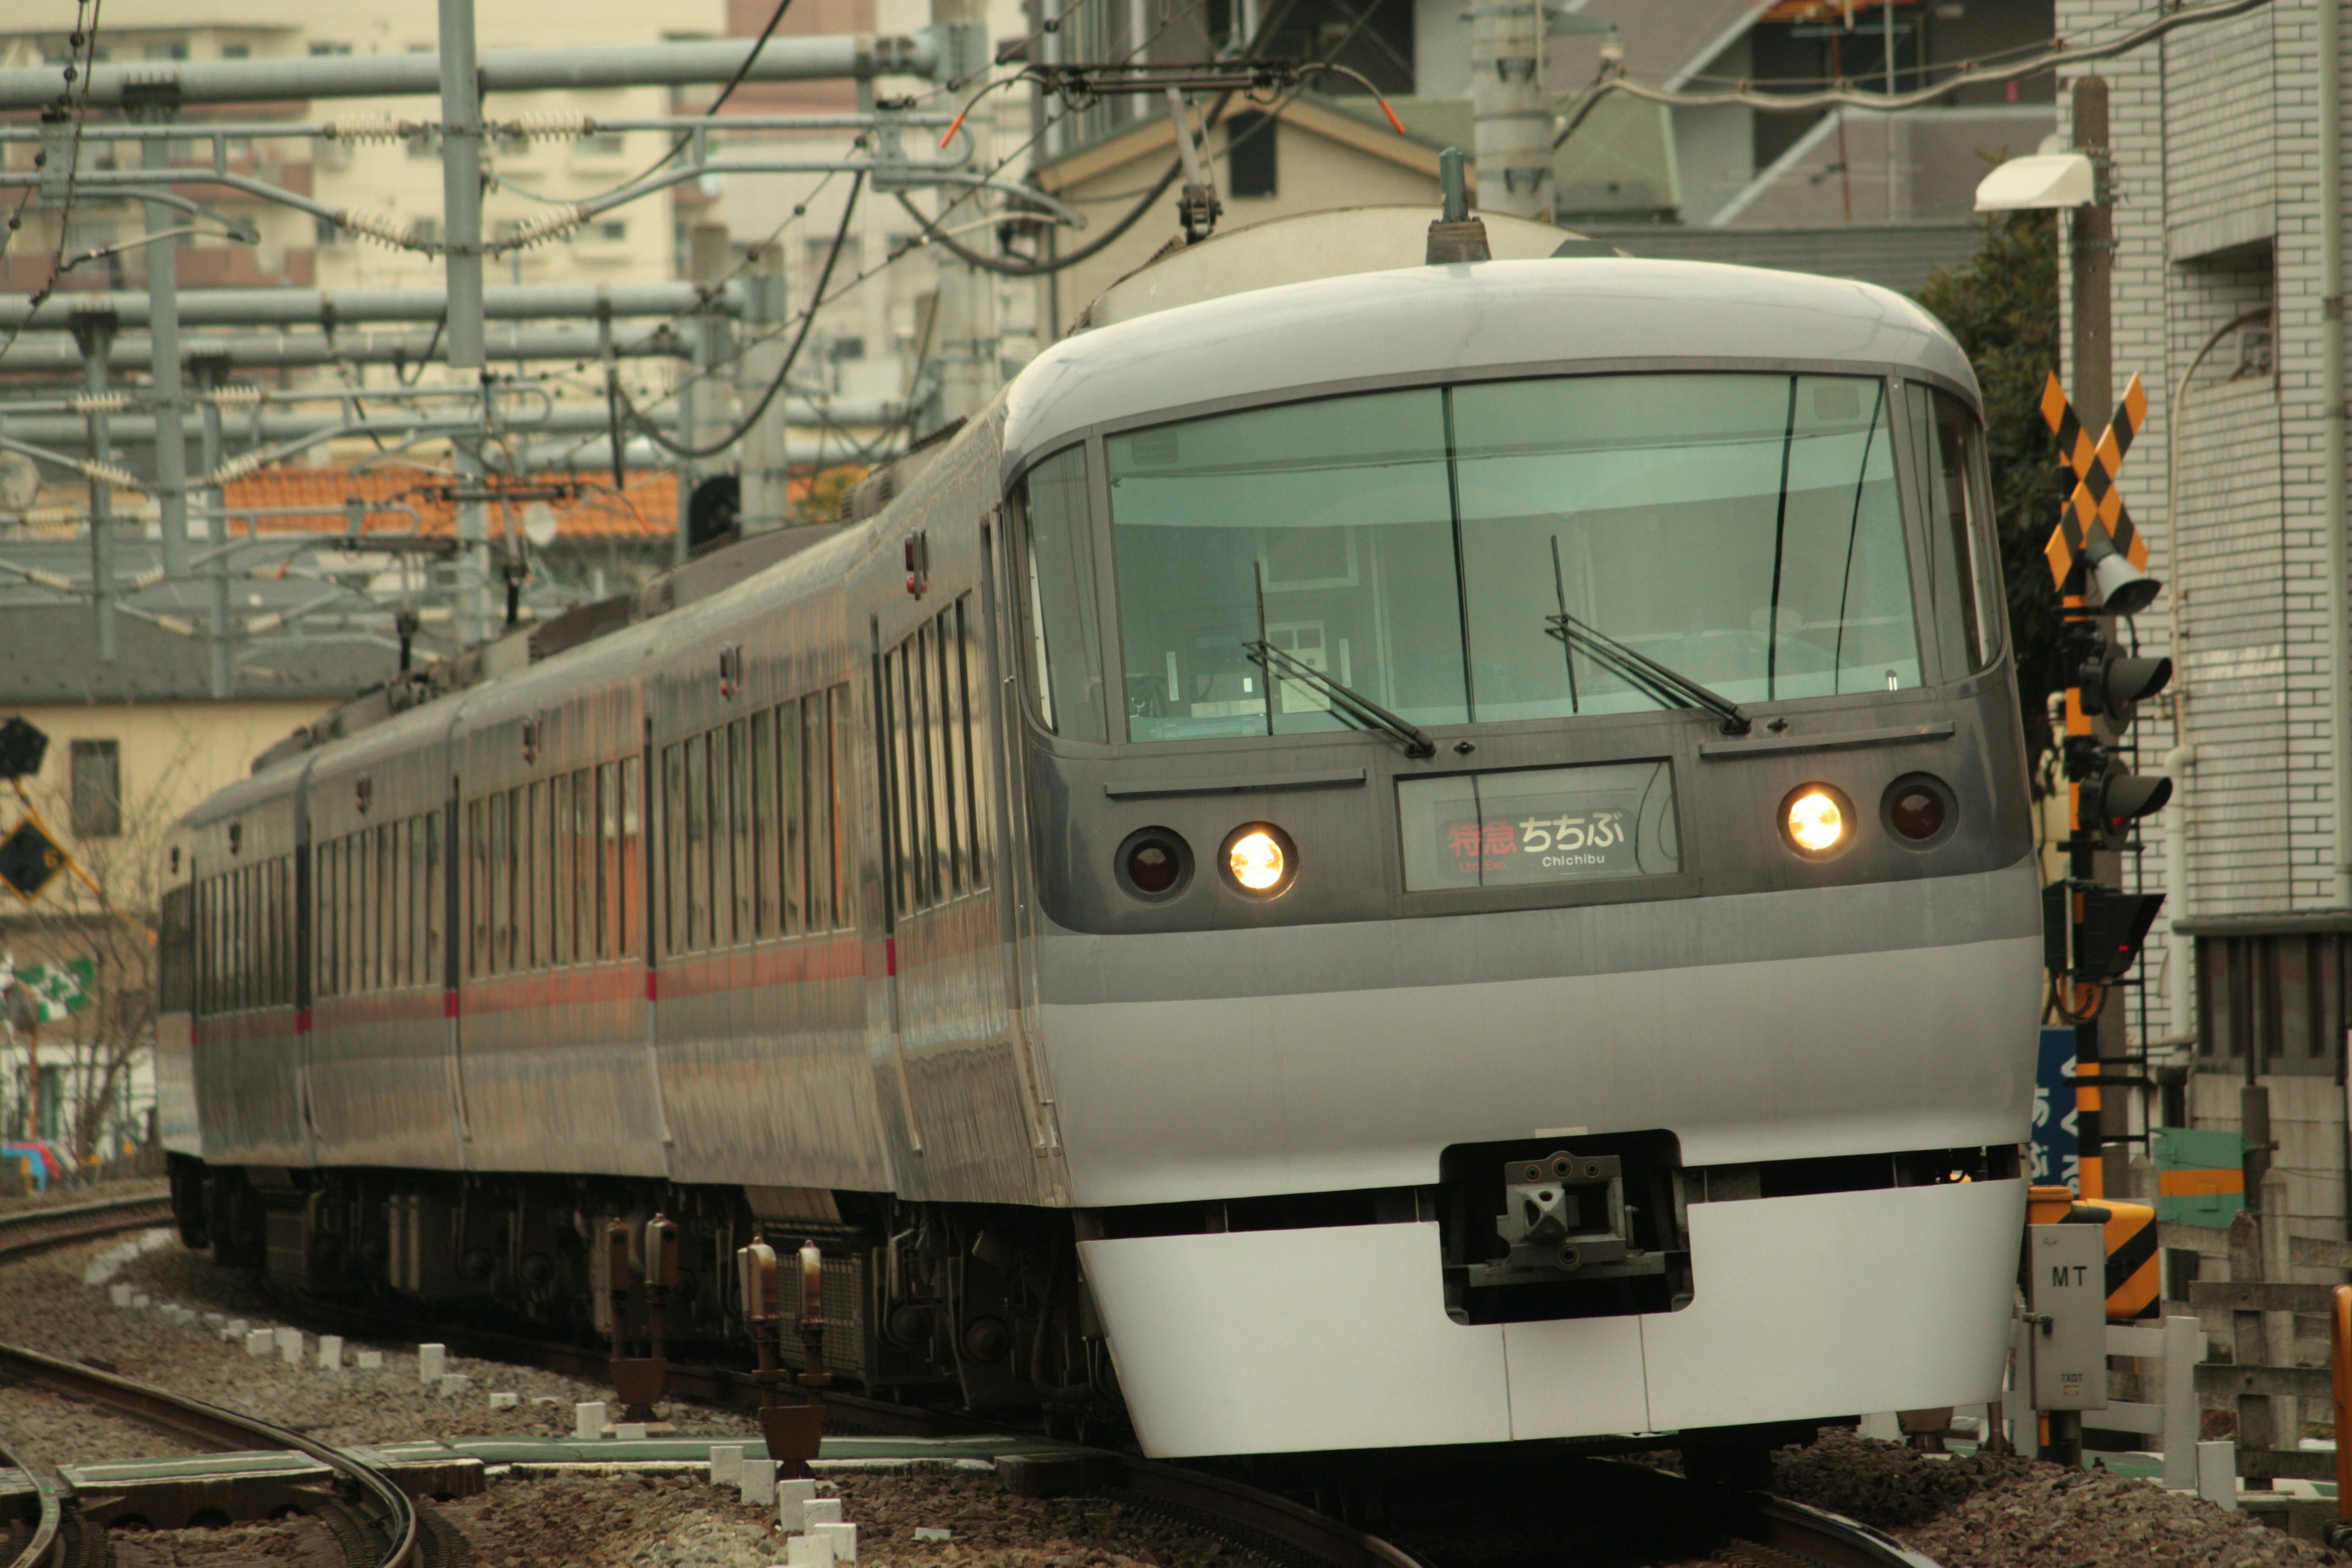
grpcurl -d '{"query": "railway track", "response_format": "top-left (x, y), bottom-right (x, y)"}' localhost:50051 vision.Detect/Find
top-left (0, 1194), bottom-right (173, 1267)
top-left (257, 1287), bottom-right (1937, 1568)
top-left (0, 1340), bottom-right (430, 1568)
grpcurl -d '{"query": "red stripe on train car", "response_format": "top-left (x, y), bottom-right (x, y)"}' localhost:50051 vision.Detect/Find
top-left (886, 937), bottom-right (897, 978)
top-left (445, 990), bottom-right (459, 1019)
top-left (646, 970), bottom-right (658, 1002)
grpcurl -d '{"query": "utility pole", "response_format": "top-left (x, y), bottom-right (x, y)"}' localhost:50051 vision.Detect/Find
top-left (737, 240), bottom-right (791, 534)
top-left (930, 0), bottom-right (995, 428)
top-left (1471, 0), bottom-right (1550, 221)
top-left (439, 0), bottom-right (492, 645)
top-left (2050, 76), bottom-right (2171, 1207)
top-left (74, 313), bottom-right (118, 664)
top-left (190, 352), bottom-right (232, 696)
top-left (684, 222), bottom-right (733, 562)
top-left (135, 105), bottom-right (190, 583)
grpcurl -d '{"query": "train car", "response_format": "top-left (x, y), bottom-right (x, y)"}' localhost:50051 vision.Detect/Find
top-left (160, 224), bottom-right (2038, 1466)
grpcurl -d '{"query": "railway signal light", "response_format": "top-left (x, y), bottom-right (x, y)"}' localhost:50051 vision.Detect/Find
top-left (2079, 771), bottom-right (2173, 838)
top-left (2076, 889), bottom-right (2166, 983)
top-left (2076, 650), bottom-right (2171, 719)
top-left (0, 717), bottom-right (46, 781)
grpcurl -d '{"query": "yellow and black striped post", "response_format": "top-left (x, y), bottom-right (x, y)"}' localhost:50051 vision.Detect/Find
top-left (2038, 371), bottom-right (2164, 1203)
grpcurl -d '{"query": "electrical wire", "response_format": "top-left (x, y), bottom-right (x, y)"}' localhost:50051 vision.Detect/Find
top-left (616, 172), bottom-right (865, 460)
top-left (0, 1), bottom-right (107, 372)
top-left (1553, 0), bottom-right (2275, 148)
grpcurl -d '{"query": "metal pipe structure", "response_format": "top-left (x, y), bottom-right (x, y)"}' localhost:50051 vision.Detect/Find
top-left (0, 326), bottom-right (695, 371)
top-left (138, 119), bottom-right (192, 581)
top-left (190, 356), bottom-right (232, 696)
top-left (0, 34), bottom-right (949, 111)
top-left (78, 320), bottom-right (118, 663)
top-left (2324, 0), bottom-right (2351, 907)
top-left (1471, 0), bottom-right (1551, 220)
top-left (439, 0), bottom-right (488, 372)
top-left (0, 112), bottom-right (954, 143)
top-left (0, 282), bottom-right (737, 330)
top-left (0, 391), bottom-right (902, 431)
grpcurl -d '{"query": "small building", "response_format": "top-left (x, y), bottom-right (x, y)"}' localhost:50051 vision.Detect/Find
top-left (0, 604), bottom-right (389, 1163)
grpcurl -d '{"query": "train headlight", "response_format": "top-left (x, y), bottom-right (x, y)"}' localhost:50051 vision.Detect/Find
top-left (1221, 823), bottom-right (1296, 896)
top-left (1115, 826), bottom-right (1193, 901)
top-left (1782, 785), bottom-right (1852, 857)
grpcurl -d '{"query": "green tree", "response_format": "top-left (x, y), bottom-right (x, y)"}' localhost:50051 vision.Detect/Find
top-left (1914, 209), bottom-right (2064, 764)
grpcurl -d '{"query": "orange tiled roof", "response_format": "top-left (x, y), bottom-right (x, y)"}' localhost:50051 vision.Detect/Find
top-left (221, 468), bottom-right (679, 541)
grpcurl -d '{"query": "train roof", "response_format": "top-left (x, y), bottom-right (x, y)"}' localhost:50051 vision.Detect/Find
top-left (1000, 256), bottom-right (1977, 480)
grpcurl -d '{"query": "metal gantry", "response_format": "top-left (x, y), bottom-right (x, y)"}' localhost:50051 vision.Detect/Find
top-left (0, 0), bottom-right (1011, 680)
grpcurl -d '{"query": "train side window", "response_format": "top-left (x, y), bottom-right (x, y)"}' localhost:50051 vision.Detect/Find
top-left (388, 823), bottom-right (402, 990)
top-left (312, 852), bottom-right (328, 1000)
top-left (592, 764), bottom-right (612, 960)
top-left (1012, 445), bottom-right (1108, 744)
top-left (409, 815), bottom-right (427, 987)
top-left (750, 712), bottom-right (777, 938)
top-left (348, 832), bottom-right (368, 996)
top-left (686, 733), bottom-right (711, 952)
top-left (548, 774), bottom-right (569, 967)
top-left (954, 596), bottom-right (989, 892)
top-left (662, 744), bottom-right (685, 957)
top-left (804, 693), bottom-right (834, 931)
top-left (567, 773), bottom-right (586, 966)
top-left (492, 792), bottom-right (513, 975)
top-left (532, 780), bottom-right (553, 970)
top-left (728, 720), bottom-right (753, 945)
top-left (618, 755), bottom-right (641, 959)
top-left (465, 800), bottom-right (485, 979)
top-left (1910, 383), bottom-right (2004, 676)
top-left (274, 855), bottom-right (290, 1004)
top-left (830, 685), bottom-right (851, 925)
top-left (930, 615), bottom-right (962, 899)
top-left (424, 812), bottom-right (443, 987)
top-left (778, 704), bottom-right (805, 936)
top-left (913, 626), bottom-right (943, 907)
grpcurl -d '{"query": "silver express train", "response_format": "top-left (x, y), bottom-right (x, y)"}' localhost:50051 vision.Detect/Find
top-left (158, 248), bottom-right (2040, 1464)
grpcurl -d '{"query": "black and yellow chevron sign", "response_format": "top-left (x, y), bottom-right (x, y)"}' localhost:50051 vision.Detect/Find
top-left (2040, 370), bottom-right (2149, 588)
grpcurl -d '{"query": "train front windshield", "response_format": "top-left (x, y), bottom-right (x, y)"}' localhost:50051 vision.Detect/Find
top-left (1017, 371), bottom-right (2003, 745)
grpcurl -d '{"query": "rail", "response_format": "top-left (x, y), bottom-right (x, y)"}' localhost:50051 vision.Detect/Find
top-left (0, 1431), bottom-right (63, 1568)
top-left (0, 1341), bottom-right (418, 1568)
top-left (0, 1194), bottom-right (174, 1265)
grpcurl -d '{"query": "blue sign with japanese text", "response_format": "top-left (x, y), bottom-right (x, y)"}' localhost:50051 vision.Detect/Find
top-left (2032, 1027), bottom-right (2079, 1192)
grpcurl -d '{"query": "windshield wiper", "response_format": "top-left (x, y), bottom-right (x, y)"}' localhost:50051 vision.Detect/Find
top-left (1243, 639), bottom-right (1438, 759)
top-left (1545, 612), bottom-right (1751, 735)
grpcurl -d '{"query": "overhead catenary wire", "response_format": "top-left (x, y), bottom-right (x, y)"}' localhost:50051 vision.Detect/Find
top-left (0, 1), bottom-right (108, 371)
top-left (1552, 0), bottom-right (2276, 148)
top-left (615, 172), bottom-right (866, 461)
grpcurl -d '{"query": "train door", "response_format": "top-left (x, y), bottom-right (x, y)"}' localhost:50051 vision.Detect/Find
top-left (871, 560), bottom-right (1048, 1205)
top-left (979, 510), bottom-right (1069, 1192)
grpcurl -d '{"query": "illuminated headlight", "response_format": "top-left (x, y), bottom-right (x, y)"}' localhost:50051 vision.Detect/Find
top-left (1782, 785), bottom-right (1852, 857)
top-left (1222, 823), bottom-right (1296, 895)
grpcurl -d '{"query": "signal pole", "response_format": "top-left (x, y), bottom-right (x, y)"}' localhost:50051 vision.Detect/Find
top-left (2071, 76), bottom-right (2117, 1200)
top-left (2050, 75), bottom-right (2172, 1203)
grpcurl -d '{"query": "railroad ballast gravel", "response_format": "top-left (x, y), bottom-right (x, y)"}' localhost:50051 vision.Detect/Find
top-left (0, 1233), bottom-right (758, 1447)
top-left (1773, 1431), bottom-right (2345, 1567)
top-left (448, 1469), bottom-right (1251, 1568)
top-left (13, 1233), bottom-right (2352, 1567)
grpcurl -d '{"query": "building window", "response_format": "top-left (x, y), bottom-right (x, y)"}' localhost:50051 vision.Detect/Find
top-left (315, 216), bottom-right (342, 246)
top-left (2196, 931), bottom-right (2350, 1076)
top-left (594, 219), bottom-right (628, 243)
top-left (1226, 111), bottom-right (1277, 198)
top-left (309, 40), bottom-right (352, 55)
top-left (71, 739), bottom-right (122, 838)
top-left (221, 42), bottom-right (251, 58)
top-left (411, 216), bottom-right (442, 247)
